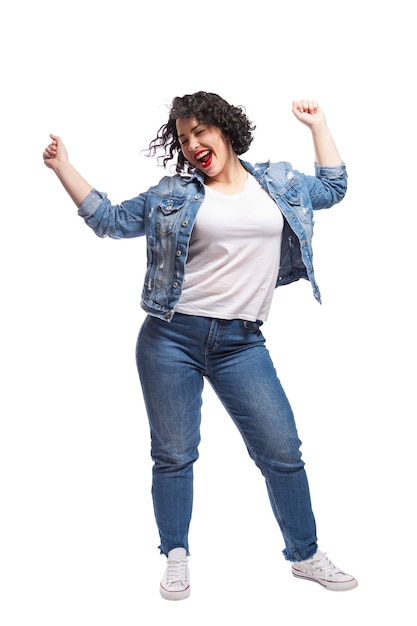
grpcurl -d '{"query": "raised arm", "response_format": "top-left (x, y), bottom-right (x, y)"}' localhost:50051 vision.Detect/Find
top-left (43, 134), bottom-right (93, 207)
top-left (292, 100), bottom-right (343, 166)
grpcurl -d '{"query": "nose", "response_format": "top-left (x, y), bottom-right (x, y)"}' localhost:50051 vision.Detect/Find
top-left (187, 135), bottom-right (200, 153)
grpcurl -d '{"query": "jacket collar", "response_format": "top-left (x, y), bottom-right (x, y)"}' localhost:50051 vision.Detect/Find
top-left (179, 158), bottom-right (270, 185)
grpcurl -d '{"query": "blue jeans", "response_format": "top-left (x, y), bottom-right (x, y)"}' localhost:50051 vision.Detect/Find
top-left (136, 313), bottom-right (317, 562)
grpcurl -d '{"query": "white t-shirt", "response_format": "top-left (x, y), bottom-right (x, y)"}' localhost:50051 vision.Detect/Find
top-left (175, 173), bottom-right (284, 322)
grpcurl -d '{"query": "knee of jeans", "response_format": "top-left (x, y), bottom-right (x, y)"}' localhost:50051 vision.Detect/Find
top-left (260, 454), bottom-right (305, 475)
top-left (250, 441), bottom-right (304, 473)
top-left (152, 447), bottom-right (199, 472)
top-left (248, 437), bottom-right (304, 472)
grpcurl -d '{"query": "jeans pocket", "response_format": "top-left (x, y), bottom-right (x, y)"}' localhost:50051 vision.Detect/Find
top-left (241, 319), bottom-right (264, 332)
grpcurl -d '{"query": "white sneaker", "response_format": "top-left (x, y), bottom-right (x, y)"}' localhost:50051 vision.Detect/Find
top-left (291, 549), bottom-right (358, 591)
top-left (160, 548), bottom-right (190, 600)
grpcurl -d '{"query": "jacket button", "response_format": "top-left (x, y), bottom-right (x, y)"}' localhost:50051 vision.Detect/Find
top-left (176, 250), bottom-right (182, 256)
top-left (173, 281), bottom-right (179, 288)
top-left (182, 220), bottom-right (189, 227)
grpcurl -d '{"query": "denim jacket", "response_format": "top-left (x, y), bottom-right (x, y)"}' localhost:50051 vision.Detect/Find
top-left (78, 159), bottom-right (347, 321)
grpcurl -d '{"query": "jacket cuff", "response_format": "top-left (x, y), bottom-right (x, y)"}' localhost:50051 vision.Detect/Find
top-left (78, 189), bottom-right (107, 218)
top-left (314, 162), bottom-right (347, 178)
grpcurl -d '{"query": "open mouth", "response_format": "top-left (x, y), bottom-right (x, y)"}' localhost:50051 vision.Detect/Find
top-left (195, 149), bottom-right (213, 168)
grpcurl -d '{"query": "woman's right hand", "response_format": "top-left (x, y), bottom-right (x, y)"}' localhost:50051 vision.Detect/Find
top-left (43, 133), bottom-right (69, 172)
top-left (42, 133), bottom-right (93, 207)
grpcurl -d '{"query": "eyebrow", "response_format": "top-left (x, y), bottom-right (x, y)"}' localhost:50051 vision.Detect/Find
top-left (178, 123), bottom-right (201, 139)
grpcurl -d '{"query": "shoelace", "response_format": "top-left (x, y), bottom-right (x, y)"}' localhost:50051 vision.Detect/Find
top-left (165, 558), bottom-right (189, 586)
top-left (308, 552), bottom-right (342, 577)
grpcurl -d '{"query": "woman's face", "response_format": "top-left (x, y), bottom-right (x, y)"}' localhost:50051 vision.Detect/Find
top-left (176, 116), bottom-right (235, 178)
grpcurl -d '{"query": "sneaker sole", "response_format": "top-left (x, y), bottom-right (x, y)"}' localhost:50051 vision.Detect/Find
top-left (292, 568), bottom-right (358, 591)
top-left (160, 585), bottom-right (191, 601)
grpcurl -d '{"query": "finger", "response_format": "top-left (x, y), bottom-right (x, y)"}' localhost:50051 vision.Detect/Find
top-left (307, 100), bottom-right (318, 114)
top-left (43, 145), bottom-right (56, 159)
top-left (296, 100), bottom-right (318, 114)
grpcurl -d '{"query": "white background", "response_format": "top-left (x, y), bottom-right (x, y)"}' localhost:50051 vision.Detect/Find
top-left (1, 1), bottom-right (415, 624)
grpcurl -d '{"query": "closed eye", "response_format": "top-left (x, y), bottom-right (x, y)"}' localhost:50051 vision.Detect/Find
top-left (180, 132), bottom-right (204, 146)
top-left (178, 125), bottom-right (207, 147)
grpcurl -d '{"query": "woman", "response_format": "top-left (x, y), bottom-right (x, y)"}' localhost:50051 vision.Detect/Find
top-left (43, 91), bottom-right (358, 599)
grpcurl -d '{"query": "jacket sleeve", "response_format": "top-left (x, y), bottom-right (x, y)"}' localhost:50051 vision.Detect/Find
top-left (303, 163), bottom-right (348, 210)
top-left (77, 189), bottom-right (148, 239)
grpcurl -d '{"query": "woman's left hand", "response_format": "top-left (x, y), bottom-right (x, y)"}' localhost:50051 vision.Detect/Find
top-left (292, 100), bottom-right (326, 127)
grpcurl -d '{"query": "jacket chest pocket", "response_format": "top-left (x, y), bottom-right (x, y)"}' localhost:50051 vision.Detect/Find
top-left (281, 186), bottom-right (311, 225)
top-left (155, 199), bottom-right (185, 236)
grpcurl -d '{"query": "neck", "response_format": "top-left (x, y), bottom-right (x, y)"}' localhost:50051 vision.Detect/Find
top-left (205, 157), bottom-right (248, 195)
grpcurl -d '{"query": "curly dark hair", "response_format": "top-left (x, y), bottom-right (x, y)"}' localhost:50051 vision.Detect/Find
top-left (145, 91), bottom-right (256, 173)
